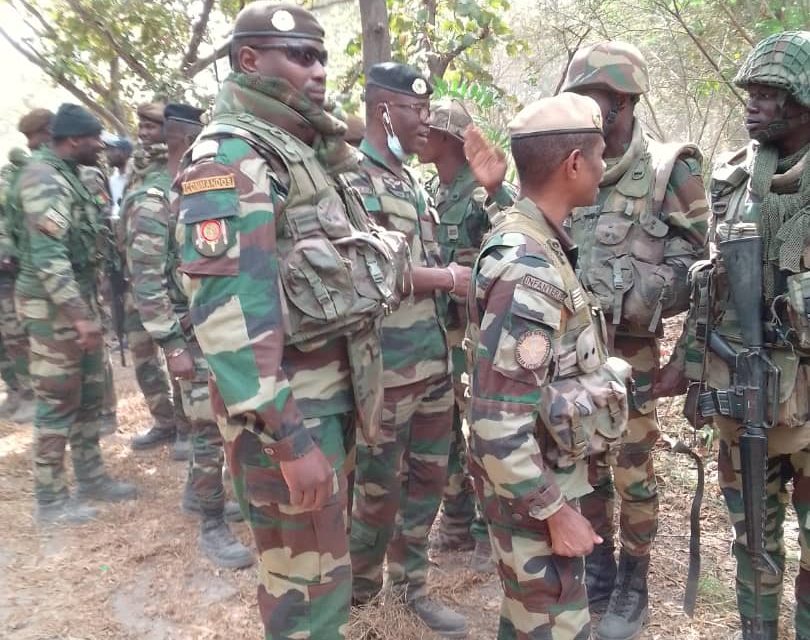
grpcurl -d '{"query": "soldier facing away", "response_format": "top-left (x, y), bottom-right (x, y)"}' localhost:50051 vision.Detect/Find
top-left (677, 30), bottom-right (810, 640)
top-left (10, 103), bottom-right (137, 525)
top-left (175, 3), bottom-right (404, 637)
top-left (563, 41), bottom-right (709, 640)
top-left (347, 62), bottom-right (469, 638)
top-left (418, 97), bottom-right (513, 570)
top-left (466, 92), bottom-right (631, 640)
top-left (125, 102), bottom-right (253, 569)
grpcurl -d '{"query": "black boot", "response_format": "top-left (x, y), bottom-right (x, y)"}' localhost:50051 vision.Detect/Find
top-left (740, 616), bottom-right (778, 640)
top-left (199, 515), bottom-right (254, 569)
top-left (595, 551), bottom-right (649, 640)
top-left (77, 475), bottom-right (138, 502)
top-left (586, 541), bottom-right (617, 614)
top-left (131, 424), bottom-right (175, 450)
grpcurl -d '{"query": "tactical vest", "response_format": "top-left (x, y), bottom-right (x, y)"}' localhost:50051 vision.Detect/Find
top-left (196, 113), bottom-right (408, 347)
top-left (571, 137), bottom-right (702, 334)
top-left (9, 153), bottom-right (102, 285)
top-left (684, 148), bottom-right (810, 430)
top-left (467, 207), bottom-right (630, 467)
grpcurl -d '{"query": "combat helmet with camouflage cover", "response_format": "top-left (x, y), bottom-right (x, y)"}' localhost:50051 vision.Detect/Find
top-left (733, 30), bottom-right (810, 108)
top-left (562, 41), bottom-right (649, 95)
top-left (428, 98), bottom-right (473, 142)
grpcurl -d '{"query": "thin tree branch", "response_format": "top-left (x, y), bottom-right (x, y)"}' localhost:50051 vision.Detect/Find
top-left (183, 41), bottom-right (230, 78)
top-left (0, 26), bottom-right (128, 133)
top-left (641, 94), bottom-right (667, 141)
top-left (715, 1), bottom-right (754, 46)
top-left (553, 26), bottom-right (591, 95)
top-left (180, 0), bottom-right (215, 71)
top-left (12, 0), bottom-right (60, 41)
top-left (62, 0), bottom-right (158, 85)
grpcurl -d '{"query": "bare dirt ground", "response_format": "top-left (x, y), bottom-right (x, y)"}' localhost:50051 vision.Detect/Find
top-left (0, 319), bottom-right (800, 639)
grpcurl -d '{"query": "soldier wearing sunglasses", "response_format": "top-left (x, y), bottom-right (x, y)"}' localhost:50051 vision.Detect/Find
top-left (174, 3), bottom-right (402, 639)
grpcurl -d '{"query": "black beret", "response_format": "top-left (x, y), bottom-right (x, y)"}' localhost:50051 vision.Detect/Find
top-left (51, 103), bottom-right (103, 138)
top-left (164, 103), bottom-right (206, 126)
top-left (232, 2), bottom-right (324, 43)
top-left (366, 62), bottom-right (433, 98)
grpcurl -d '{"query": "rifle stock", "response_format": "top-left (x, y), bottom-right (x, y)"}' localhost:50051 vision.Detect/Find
top-left (717, 237), bottom-right (781, 639)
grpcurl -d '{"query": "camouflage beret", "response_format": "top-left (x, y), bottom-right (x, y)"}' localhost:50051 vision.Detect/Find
top-left (734, 31), bottom-right (810, 108)
top-left (137, 102), bottom-right (166, 124)
top-left (428, 98), bottom-right (472, 141)
top-left (18, 108), bottom-right (54, 135)
top-left (509, 93), bottom-right (603, 139)
top-left (51, 103), bottom-right (103, 138)
top-left (562, 41), bottom-right (649, 95)
top-left (366, 62), bottom-right (432, 98)
top-left (164, 103), bottom-right (206, 126)
top-left (232, 2), bottom-right (324, 43)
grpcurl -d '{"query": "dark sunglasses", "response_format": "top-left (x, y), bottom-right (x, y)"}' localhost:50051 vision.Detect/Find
top-left (250, 43), bottom-right (328, 67)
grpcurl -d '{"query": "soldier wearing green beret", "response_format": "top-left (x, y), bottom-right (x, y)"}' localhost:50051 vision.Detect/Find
top-left (466, 91), bottom-right (631, 640)
top-left (8, 103), bottom-right (138, 525)
top-left (346, 62), bottom-right (469, 638)
top-left (562, 41), bottom-right (710, 640)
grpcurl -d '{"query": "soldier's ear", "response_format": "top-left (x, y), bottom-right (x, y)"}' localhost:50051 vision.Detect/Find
top-left (237, 45), bottom-right (260, 73)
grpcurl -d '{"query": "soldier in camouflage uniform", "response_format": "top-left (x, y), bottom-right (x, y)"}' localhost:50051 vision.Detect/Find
top-left (347, 63), bottom-right (469, 638)
top-left (126, 102), bottom-right (253, 569)
top-left (562, 41), bottom-right (709, 640)
top-left (176, 4), bottom-right (406, 637)
top-left (125, 102), bottom-right (190, 458)
top-left (675, 31), bottom-right (810, 640)
top-left (417, 98), bottom-right (513, 569)
top-left (467, 92), bottom-right (631, 640)
top-left (10, 104), bottom-right (137, 525)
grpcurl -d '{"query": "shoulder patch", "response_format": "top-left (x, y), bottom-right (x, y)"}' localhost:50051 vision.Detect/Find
top-left (520, 274), bottom-right (567, 305)
top-left (37, 209), bottom-right (70, 238)
top-left (191, 139), bottom-right (220, 162)
top-left (181, 174), bottom-right (236, 196)
top-left (516, 329), bottom-right (552, 370)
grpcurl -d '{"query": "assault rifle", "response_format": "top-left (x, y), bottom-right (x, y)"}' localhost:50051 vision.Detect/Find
top-left (102, 221), bottom-right (127, 366)
top-left (714, 236), bottom-right (781, 639)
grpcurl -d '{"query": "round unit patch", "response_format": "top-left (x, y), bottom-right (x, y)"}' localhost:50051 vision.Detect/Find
top-left (271, 9), bottom-right (296, 31)
top-left (193, 219), bottom-right (231, 257)
top-left (200, 220), bottom-right (222, 242)
top-left (515, 330), bottom-right (552, 371)
top-left (412, 78), bottom-right (428, 95)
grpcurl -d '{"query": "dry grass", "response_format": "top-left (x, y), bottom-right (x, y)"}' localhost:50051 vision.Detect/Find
top-left (0, 318), bottom-right (801, 639)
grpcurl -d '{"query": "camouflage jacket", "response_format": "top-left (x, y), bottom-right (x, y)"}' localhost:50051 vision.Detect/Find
top-left (346, 139), bottom-right (449, 388)
top-left (427, 165), bottom-right (514, 343)
top-left (0, 155), bottom-right (27, 263)
top-left (466, 198), bottom-right (629, 525)
top-left (570, 121), bottom-right (709, 337)
top-left (11, 147), bottom-right (102, 321)
top-left (125, 177), bottom-right (188, 352)
top-left (175, 76), bottom-right (372, 459)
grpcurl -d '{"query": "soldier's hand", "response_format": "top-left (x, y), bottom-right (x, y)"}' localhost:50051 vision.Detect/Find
top-left (447, 263), bottom-right (472, 299)
top-left (74, 319), bottom-right (103, 352)
top-left (464, 125), bottom-right (507, 196)
top-left (653, 362), bottom-right (688, 398)
top-left (546, 503), bottom-right (603, 557)
top-left (166, 348), bottom-right (195, 381)
top-left (280, 446), bottom-right (334, 510)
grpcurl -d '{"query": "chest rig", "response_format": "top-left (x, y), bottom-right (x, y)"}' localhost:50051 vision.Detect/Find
top-left (571, 137), bottom-right (700, 333)
top-left (200, 114), bottom-right (407, 347)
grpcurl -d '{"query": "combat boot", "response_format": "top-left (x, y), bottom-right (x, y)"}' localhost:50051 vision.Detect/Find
top-left (739, 616), bottom-right (778, 640)
top-left (469, 536), bottom-right (495, 573)
top-left (595, 552), bottom-right (649, 640)
top-left (131, 424), bottom-right (175, 450)
top-left (199, 515), bottom-right (254, 569)
top-left (586, 540), bottom-right (617, 614)
top-left (172, 432), bottom-right (190, 461)
top-left (76, 475), bottom-right (138, 502)
top-left (10, 390), bottom-right (35, 424)
top-left (181, 481), bottom-right (243, 522)
top-left (36, 498), bottom-right (99, 526)
top-left (407, 595), bottom-right (468, 638)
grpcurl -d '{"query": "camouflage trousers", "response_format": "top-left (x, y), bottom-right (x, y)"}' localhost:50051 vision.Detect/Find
top-left (351, 374), bottom-right (454, 601)
top-left (102, 346), bottom-right (117, 416)
top-left (439, 346), bottom-right (487, 542)
top-left (717, 417), bottom-right (810, 635)
top-left (581, 334), bottom-right (659, 556)
top-left (177, 338), bottom-right (224, 513)
top-left (17, 296), bottom-right (105, 503)
top-left (487, 506), bottom-right (590, 639)
top-left (222, 410), bottom-right (354, 640)
top-left (125, 295), bottom-right (188, 435)
top-left (0, 273), bottom-right (29, 391)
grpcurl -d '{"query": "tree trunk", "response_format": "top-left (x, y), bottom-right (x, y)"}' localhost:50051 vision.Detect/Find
top-left (359, 0), bottom-right (391, 74)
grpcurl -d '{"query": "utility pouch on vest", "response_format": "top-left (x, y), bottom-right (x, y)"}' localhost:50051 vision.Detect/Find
top-left (347, 323), bottom-right (384, 443)
top-left (783, 272), bottom-right (810, 350)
